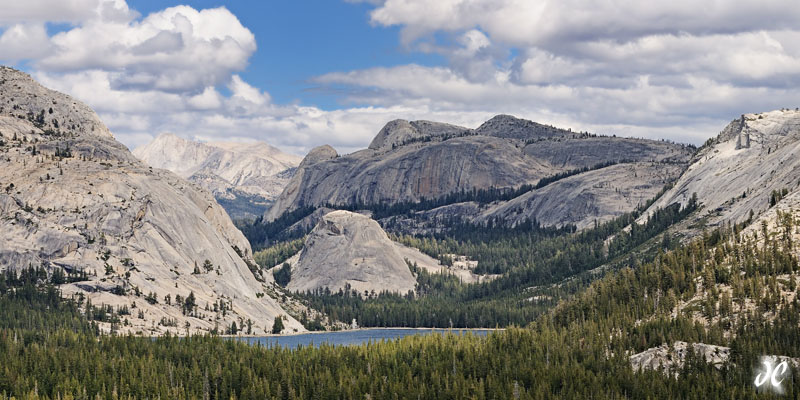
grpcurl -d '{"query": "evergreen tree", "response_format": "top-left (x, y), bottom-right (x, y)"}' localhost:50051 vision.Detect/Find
top-left (272, 315), bottom-right (284, 334)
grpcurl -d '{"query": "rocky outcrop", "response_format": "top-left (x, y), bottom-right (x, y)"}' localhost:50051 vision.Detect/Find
top-left (133, 134), bottom-right (301, 220)
top-left (641, 109), bottom-right (800, 231)
top-left (479, 162), bottom-right (685, 229)
top-left (0, 66), bottom-right (303, 335)
top-left (0, 68), bottom-right (112, 139)
top-left (286, 211), bottom-right (418, 295)
top-left (630, 341), bottom-right (800, 375)
top-left (299, 145), bottom-right (338, 167)
top-left (630, 342), bottom-right (731, 373)
top-left (266, 115), bottom-right (693, 225)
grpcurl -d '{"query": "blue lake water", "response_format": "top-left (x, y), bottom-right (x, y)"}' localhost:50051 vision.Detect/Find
top-left (238, 328), bottom-right (493, 349)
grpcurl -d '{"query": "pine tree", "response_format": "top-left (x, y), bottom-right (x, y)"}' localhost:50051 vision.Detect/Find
top-left (183, 291), bottom-right (196, 316)
top-left (272, 315), bottom-right (284, 334)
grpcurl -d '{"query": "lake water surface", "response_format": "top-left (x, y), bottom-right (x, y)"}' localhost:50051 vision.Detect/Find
top-left (238, 328), bottom-right (493, 349)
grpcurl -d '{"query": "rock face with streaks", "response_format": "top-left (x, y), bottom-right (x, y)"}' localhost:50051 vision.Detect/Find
top-left (0, 66), bottom-right (303, 335)
top-left (641, 109), bottom-right (800, 232)
top-left (478, 162), bottom-right (685, 229)
top-left (133, 134), bottom-right (301, 220)
top-left (265, 114), bottom-right (693, 233)
top-left (286, 210), bottom-right (418, 295)
top-left (266, 133), bottom-right (553, 221)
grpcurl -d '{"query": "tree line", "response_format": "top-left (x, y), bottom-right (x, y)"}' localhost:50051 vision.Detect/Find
top-left (2, 214), bottom-right (799, 398)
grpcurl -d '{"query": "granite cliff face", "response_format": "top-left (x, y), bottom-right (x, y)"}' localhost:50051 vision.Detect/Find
top-left (377, 161), bottom-right (682, 234)
top-left (266, 114), bottom-right (693, 231)
top-left (133, 134), bottom-right (301, 220)
top-left (478, 162), bottom-right (685, 229)
top-left (277, 210), bottom-right (491, 295)
top-left (266, 134), bottom-right (552, 221)
top-left (285, 210), bottom-right (418, 295)
top-left (0, 67), bottom-right (303, 335)
top-left (641, 109), bottom-right (800, 232)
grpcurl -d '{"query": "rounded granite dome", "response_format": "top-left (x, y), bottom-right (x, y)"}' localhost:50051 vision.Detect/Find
top-left (287, 210), bottom-right (417, 295)
top-left (368, 119), bottom-right (418, 151)
top-left (299, 144), bottom-right (338, 168)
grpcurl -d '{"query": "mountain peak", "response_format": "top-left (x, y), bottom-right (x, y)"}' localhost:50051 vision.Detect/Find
top-left (485, 114), bottom-right (522, 123)
top-left (1, 68), bottom-right (303, 334)
top-left (153, 132), bottom-right (184, 141)
top-left (742, 108), bottom-right (800, 137)
top-left (368, 119), bottom-right (469, 151)
top-left (0, 66), bottom-right (113, 139)
top-left (712, 108), bottom-right (800, 151)
top-left (133, 134), bottom-right (301, 219)
top-left (368, 119), bottom-right (416, 150)
top-left (642, 108), bottom-right (800, 233)
top-left (300, 144), bottom-right (338, 167)
top-left (133, 133), bottom-right (215, 177)
top-left (475, 114), bottom-right (569, 140)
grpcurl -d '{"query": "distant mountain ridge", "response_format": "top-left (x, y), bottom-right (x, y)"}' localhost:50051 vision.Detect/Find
top-left (133, 133), bottom-right (301, 220)
top-left (261, 114), bottom-right (694, 236)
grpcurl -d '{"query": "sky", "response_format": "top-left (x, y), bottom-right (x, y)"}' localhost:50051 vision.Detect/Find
top-left (1, 0), bottom-right (799, 155)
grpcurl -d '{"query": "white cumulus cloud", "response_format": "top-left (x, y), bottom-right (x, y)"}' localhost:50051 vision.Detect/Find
top-left (3, 0), bottom-right (800, 156)
top-left (0, 0), bottom-right (133, 24)
top-left (36, 5), bottom-right (257, 93)
top-left (309, 0), bottom-right (800, 144)
top-left (0, 23), bottom-right (51, 60)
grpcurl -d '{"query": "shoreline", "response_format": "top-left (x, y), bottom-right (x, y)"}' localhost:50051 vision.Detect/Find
top-left (222, 327), bottom-right (507, 338)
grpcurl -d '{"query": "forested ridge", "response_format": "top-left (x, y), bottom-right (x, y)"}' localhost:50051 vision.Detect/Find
top-left (2, 211), bottom-right (800, 398)
top-left (295, 196), bottom-right (697, 328)
top-left (3, 141), bottom-right (800, 397)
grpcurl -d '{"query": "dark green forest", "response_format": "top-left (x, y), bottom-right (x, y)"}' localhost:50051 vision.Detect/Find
top-left (295, 197), bottom-right (697, 328)
top-left (2, 215), bottom-right (800, 398)
top-left (3, 147), bottom-right (798, 398)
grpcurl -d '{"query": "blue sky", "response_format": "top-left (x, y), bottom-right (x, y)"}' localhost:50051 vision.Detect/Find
top-left (1, 1), bottom-right (798, 154)
top-left (126, 1), bottom-right (441, 109)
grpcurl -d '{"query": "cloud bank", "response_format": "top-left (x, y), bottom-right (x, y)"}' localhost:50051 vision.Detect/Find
top-left (1, 0), bottom-right (798, 154)
top-left (327, 0), bottom-right (800, 143)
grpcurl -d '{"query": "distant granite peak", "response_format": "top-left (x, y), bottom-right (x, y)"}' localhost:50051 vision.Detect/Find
top-left (475, 114), bottom-right (568, 140)
top-left (299, 144), bottom-right (338, 168)
top-left (369, 119), bottom-right (469, 151)
top-left (133, 133), bottom-right (301, 219)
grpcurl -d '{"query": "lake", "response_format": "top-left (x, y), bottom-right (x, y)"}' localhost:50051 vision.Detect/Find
top-left (238, 328), bottom-right (494, 349)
